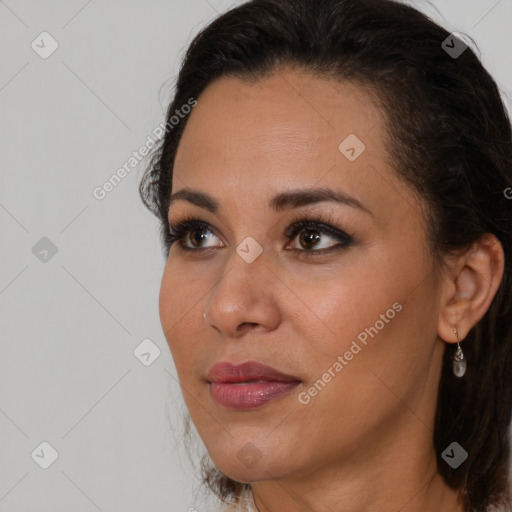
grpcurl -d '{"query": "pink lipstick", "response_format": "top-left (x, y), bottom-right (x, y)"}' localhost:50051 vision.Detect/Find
top-left (206, 361), bottom-right (301, 410)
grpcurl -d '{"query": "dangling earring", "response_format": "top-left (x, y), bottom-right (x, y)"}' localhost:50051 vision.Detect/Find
top-left (452, 326), bottom-right (466, 377)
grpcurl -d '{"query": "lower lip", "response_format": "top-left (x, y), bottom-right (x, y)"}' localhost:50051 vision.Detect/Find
top-left (209, 381), bottom-right (301, 410)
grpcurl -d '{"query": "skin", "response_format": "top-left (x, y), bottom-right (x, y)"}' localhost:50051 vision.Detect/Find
top-left (159, 66), bottom-right (505, 512)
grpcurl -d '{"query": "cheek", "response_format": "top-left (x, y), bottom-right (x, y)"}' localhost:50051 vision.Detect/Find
top-left (295, 245), bottom-right (435, 383)
top-left (159, 260), bottom-right (216, 393)
top-left (159, 263), bottom-right (199, 361)
top-left (290, 261), bottom-right (399, 352)
top-left (158, 267), bottom-right (176, 343)
top-left (159, 258), bottom-right (202, 331)
top-left (287, 270), bottom-right (435, 447)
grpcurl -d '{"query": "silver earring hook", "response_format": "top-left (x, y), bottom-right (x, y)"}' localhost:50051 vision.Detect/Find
top-left (452, 326), bottom-right (466, 377)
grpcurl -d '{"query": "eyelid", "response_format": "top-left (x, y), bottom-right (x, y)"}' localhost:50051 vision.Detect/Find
top-left (169, 212), bottom-right (215, 235)
top-left (167, 211), bottom-right (355, 255)
top-left (168, 210), bottom-right (231, 240)
top-left (284, 212), bottom-right (354, 240)
top-left (168, 217), bottom-right (225, 250)
top-left (168, 210), bottom-right (352, 237)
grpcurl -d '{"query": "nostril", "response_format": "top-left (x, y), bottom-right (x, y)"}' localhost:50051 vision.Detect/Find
top-left (237, 322), bottom-right (259, 332)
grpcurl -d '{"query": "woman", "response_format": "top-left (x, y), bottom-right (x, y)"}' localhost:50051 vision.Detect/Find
top-left (139, 0), bottom-right (512, 510)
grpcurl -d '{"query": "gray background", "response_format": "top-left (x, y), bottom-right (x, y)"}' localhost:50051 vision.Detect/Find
top-left (1, 1), bottom-right (511, 511)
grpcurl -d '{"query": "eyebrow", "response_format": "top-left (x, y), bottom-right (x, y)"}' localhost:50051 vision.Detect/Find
top-left (168, 187), bottom-right (373, 217)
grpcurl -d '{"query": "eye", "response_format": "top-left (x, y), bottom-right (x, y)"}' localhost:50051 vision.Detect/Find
top-left (166, 218), bottom-right (222, 252)
top-left (166, 213), bottom-right (354, 256)
top-left (284, 214), bottom-right (354, 256)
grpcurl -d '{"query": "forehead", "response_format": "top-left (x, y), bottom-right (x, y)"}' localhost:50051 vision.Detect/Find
top-left (175, 67), bottom-right (384, 166)
top-left (171, 67), bottom-right (409, 222)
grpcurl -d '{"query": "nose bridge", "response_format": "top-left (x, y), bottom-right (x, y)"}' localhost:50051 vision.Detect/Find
top-left (211, 237), bottom-right (268, 307)
top-left (204, 238), bottom-right (278, 333)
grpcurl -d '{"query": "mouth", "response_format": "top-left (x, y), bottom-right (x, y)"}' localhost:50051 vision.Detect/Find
top-left (206, 361), bottom-right (302, 410)
top-left (208, 380), bottom-right (301, 410)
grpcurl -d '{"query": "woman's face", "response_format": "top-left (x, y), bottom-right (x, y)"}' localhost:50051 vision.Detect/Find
top-left (159, 67), bottom-right (446, 484)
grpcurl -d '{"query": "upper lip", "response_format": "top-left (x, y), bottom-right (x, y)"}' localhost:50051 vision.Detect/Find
top-left (206, 361), bottom-right (301, 383)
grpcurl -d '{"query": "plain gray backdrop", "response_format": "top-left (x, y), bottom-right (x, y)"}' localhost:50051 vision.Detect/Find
top-left (1, 0), bottom-right (511, 511)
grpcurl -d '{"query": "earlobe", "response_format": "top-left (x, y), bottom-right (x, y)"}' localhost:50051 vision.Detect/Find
top-left (437, 233), bottom-right (505, 344)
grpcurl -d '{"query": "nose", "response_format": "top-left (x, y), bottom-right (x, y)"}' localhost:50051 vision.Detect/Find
top-left (203, 249), bottom-right (281, 338)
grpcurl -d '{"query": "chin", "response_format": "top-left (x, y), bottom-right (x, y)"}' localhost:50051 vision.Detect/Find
top-left (208, 443), bottom-right (296, 485)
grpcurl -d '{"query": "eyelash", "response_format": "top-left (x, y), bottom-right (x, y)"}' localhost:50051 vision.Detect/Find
top-left (165, 212), bottom-right (355, 257)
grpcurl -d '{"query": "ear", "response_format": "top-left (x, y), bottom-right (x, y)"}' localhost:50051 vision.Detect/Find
top-left (438, 233), bottom-right (505, 343)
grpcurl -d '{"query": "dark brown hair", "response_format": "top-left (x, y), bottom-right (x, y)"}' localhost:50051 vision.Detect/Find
top-left (139, 0), bottom-right (512, 510)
